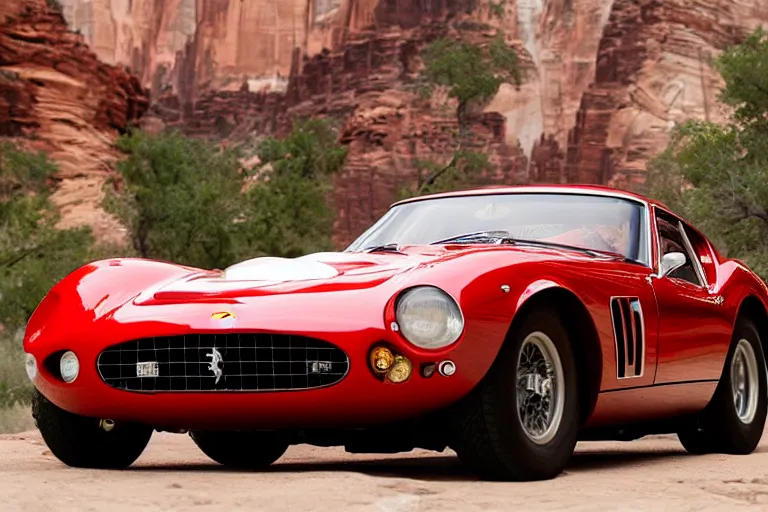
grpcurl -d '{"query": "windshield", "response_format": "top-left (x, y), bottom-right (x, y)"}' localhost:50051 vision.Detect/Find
top-left (345, 193), bottom-right (649, 264)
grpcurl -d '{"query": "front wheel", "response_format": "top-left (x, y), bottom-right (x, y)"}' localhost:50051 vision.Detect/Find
top-left (190, 430), bottom-right (289, 469)
top-left (451, 307), bottom-right (580, 481)
top-left (32, 389), bottom-right (153, 469)
top-left (678, 316), bottom-right (767, 455)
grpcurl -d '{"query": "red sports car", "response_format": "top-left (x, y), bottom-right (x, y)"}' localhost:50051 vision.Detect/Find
top-left (23, 185), bottom-right (768, 481)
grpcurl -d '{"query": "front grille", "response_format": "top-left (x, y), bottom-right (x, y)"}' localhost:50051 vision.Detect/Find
top-left (97, 333), bottom-right (350, 392)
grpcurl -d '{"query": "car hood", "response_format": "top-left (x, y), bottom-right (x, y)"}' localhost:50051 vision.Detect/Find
top-left (139, 247), bottom-right (446, 303)
top-left (137, 243), bottom-right (604, 303)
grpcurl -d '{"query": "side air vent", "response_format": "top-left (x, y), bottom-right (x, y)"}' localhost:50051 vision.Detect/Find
top-left (610, 297), bottom-right (644, 379)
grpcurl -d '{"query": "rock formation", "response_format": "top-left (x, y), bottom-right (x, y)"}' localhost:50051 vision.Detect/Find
top-left (7, 0), bottom-right (768, 247)
top-left (137, 0), bottom-right (768, 246)
top-left (0, 0), bottom-right (148, 244)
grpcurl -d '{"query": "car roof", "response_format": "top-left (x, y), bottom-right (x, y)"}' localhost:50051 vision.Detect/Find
top-left (391, 184), bottom-right (670, 209)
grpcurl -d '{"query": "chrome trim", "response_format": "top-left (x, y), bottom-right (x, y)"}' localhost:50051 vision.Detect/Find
top-left (677, 220), bottom-right (708, 288)
top-left (732, 338), bottom-right (760, 424)
top-left (609, 296), bottom-right (646, 380)
top-left (394, 285), bottom-right (466, 350)
top-left (95, 333), bottom-right (351, 394)
top-left (390, 186), bottom-right (651, 208)
top-left (648, 206), bottom-right (708, 289)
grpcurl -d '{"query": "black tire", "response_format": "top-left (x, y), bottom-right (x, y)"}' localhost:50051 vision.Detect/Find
top-left (677, 316), bottom-right (767, 455)
top-left (450, 307), bottom-right (580, 481)
top-left (32, 389), bottom-right (153, 469)
top-left (190, 430), bottom-right (289, 469)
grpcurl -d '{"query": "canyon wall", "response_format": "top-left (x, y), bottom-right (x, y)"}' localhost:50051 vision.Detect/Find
top-left (7, 0), bottom-right (768, 247)
top-left (0, 0), bottom-right (148, 244)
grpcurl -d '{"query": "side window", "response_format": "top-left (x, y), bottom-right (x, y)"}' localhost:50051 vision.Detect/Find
top-left (681, 224), bottom-right (715, 287)
top-left (655, 214), bottom-right (704, 287)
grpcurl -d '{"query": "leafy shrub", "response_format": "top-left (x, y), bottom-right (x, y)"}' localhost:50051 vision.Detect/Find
top-left (643, 28), bottom-right (768, 279)
top-left (0, 142), bottom-right (94, 418)
top-left (106, 118), bottom-right (347, 269)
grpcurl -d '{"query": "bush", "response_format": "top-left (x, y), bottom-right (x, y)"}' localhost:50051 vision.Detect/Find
top-left (0, 142), bottom-right (94, 331)
top-left (643, 28), bottom-right (768, 280)
top-left (235, 118), bottom-right (348, 258)
top-left (0, 142), bottom-right (94, 422)
top-left (106, 119), bottom-right (347, 269)
top-left (106, 129), bottom-right (247, 269)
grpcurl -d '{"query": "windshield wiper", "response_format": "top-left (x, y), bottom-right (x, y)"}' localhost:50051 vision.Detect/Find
top-left (362, 243), bottom-right (405, 254)
top-left (431, 232), bottom-right (632, 261)
top-left (431, 231), bottom-right (514, 245)
top-left (504, 238), bottom-right (627, 260)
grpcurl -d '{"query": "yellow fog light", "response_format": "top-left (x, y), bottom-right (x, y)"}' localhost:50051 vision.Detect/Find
top-left (386, 355), bottom-right (412, 384)
top-left (370, 346), bottom-right (395, 374)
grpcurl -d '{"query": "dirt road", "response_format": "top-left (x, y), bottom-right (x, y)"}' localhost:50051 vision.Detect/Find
top-left (3, 427), bottom-right (768, 511)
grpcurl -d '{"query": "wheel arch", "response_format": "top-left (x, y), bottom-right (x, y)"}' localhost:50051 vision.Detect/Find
top-left (506, 285), bottom-right (602, 424)
top-left (735, 294), bottom-right (768, 370)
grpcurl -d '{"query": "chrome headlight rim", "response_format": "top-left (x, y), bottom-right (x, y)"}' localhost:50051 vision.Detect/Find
top-left (394, 285), bottom-right (465, 350)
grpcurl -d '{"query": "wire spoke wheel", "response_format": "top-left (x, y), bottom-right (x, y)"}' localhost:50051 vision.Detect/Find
top-left (731, 338), bottom-right (760, 425)
top-left (516, 331), bottom-right (565, 445)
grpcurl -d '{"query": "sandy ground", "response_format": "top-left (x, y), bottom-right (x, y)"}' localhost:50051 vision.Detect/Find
top-left (2, 427), bottom-right (768, 511)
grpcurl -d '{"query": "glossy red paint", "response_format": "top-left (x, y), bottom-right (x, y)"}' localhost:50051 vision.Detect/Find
top-left (23, 185), bottom-right (768, 432)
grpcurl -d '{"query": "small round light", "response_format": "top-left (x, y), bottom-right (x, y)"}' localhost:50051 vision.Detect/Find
top-left (25, 353), bottom-right (38, 381)
top-left (386, 356), bottom-right (412, 383)
top-left (438, 360), bottom-right (456, 377)
top-left (59, 351), bottom-right (80, 383)
top-left (395, 286), bottom-right (464, 349)
top-left (370, 346), bottom-right (395, 374)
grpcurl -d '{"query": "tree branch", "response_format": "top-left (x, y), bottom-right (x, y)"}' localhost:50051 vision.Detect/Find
top-left (416, 149), bottom-right (461, 195)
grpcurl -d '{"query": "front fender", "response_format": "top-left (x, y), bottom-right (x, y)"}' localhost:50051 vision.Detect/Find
top-left (23, 258), bottom-right (198, 352)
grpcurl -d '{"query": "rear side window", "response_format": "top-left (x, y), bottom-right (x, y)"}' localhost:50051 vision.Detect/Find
top-left (681, 224), bottom-right (716, 288)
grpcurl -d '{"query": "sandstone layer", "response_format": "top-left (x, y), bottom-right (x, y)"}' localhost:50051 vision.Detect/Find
top-left (140, 0), bottom-right (768, 246)
top-left (0, 0), bottom-right (148, 244)
top-left (16, 0), bottom-right (768, 247)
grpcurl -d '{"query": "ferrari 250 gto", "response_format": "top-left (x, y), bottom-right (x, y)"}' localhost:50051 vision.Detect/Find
top-left (23, 185), bottom-right (768, 481)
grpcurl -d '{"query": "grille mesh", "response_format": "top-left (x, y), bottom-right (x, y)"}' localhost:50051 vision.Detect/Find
top-left (96, 333), bottom-right (350, 392)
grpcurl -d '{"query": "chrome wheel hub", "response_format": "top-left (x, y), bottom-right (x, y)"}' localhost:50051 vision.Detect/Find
top-left (731, 339), bottom-right (759, 425)
top-left (516, 331), bottom-right (565, 445)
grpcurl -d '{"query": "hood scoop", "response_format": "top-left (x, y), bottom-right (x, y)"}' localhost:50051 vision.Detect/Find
top-left (223, 256), bottom-right (340, 281)
top-left (146, 256), bottom-right (342, 302)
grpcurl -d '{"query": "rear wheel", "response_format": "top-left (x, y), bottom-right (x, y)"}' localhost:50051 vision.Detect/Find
top-left (677, 317), bottom-right (767, 455)
top-left (32, 389), bottom-right (153, 469)
top-left (451, 307), bottom-right (580, 481)
top-left (190, 430), bottom-right (289, 469)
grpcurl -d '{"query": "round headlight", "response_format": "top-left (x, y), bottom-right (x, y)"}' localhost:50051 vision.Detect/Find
top-left (59, 351), bottom-right (80, 383)
top-left (25, 353), bottom-right (38, 381)
top-left (395, 286), bottom-right (464, 349)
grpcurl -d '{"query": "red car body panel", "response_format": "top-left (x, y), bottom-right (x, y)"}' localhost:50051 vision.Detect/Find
top-left (23, 185), bottom-right (768, 433)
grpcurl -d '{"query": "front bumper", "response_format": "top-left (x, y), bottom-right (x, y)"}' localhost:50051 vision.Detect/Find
top-left (25, 299), bottom-right (503, 431)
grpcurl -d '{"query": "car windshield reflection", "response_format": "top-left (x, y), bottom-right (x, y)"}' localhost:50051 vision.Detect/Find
top-left (346, 193), bottom-right (649, 264)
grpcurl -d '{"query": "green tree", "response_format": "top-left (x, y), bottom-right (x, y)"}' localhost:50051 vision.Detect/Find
top-left (643, 27), bottom-right (768, 279)
top-left (398, 150), bottom-right (495, 200)
top-left (0, 142), bottom-right (94, 411)
top-left (236, 118), bottom-right (347, 259)
top-left (106, 129), bottom-right (246, 269)
top-left (107, 119), bottom-right (347, 269)
top-left (415, 28), bottom-right (522, 195)
top-left (0, 142), bottom-right (93, 332)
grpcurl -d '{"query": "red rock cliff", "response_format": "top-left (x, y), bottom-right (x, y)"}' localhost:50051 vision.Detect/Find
top-left (142, 0), bottom-right (768, 246)
top-left (24, 0), bottom-right (768, 247)
top-left (0, 0), bottom-right (149, 244)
